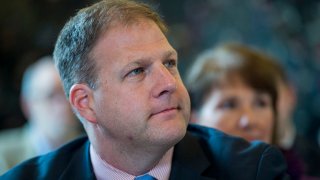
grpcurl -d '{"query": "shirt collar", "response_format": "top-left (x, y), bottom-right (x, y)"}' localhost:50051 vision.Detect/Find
top-left (90, 144), bottom-right (173, 180)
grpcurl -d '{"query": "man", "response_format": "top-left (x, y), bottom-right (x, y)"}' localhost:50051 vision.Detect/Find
top-left (1, 0), bottom-right (289, 179)
top-left (0, 56), bottom-right (83, 174)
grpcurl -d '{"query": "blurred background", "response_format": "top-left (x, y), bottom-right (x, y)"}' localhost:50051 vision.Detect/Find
top-left (0, 0), bottom-right (319, 143)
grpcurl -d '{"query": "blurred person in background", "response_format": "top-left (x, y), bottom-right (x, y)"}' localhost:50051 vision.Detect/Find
top-left (186, 43), bottom-right (320, 179)
top-left (272, 53), bottom-right (320, 178)
top-left (0, 56), bottom-right (84, 174)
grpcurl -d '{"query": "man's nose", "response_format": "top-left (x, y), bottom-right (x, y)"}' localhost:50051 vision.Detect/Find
top-left (151, 64), bottom-right (177, 98)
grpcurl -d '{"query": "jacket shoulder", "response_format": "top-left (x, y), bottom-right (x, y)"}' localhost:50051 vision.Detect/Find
top-left (185, 124), bottom-right (289, 179)
top-left (0, 136), bottom-right (91, 180)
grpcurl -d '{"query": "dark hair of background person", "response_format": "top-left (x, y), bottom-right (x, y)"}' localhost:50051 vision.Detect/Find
top-left (187, 43), bottom-right (278, 113)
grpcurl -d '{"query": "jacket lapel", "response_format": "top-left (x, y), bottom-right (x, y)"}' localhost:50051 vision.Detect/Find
top-left (59, 140), bottom-right (96, 180)
top-left (57, 132), bottom-right (218, 179)
top-left (169, 132), bottom-right (217, 180)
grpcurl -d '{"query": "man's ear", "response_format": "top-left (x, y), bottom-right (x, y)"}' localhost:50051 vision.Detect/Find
top-left (69, 84), bottom-right (97, 123)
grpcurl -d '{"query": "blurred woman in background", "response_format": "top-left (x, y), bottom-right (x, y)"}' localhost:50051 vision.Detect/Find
top-left (186, 43), bottom-right (319, 179)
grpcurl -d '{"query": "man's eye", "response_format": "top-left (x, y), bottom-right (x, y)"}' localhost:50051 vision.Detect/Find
top-left (164, 60), bottom-right (176, 68)
top-left (127, 67), bottom-right (145, 77)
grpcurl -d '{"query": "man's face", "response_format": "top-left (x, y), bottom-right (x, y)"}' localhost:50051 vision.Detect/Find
top-left (90, 20), bottom-right (190, 149)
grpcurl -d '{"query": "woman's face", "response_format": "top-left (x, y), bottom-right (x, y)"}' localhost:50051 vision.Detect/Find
top-left (197, 79), bottom-right (275, 144)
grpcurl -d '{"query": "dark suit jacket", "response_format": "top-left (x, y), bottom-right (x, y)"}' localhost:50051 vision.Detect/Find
top-left (0, 124), bottom-right (289, 180)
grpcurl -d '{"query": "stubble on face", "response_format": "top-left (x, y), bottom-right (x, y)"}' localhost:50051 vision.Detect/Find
top-left (89, 19), bottom-right (191, 152)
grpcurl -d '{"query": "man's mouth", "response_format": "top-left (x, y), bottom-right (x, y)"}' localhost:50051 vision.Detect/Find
top-left (150, 106), bottom-right (180, 118)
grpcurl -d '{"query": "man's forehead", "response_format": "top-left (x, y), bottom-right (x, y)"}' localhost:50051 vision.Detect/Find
top-left (101, 20), bottom-right (165, 45)
top-left (92, 20), bottom-right (174, 64)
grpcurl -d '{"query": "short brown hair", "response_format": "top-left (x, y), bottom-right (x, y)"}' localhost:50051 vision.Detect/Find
top-left (53, 0), bottom-right (167, 98)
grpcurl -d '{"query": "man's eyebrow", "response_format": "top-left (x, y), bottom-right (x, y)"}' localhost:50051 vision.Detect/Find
top-left (162, 50), bottom-right (178, 59)
top-left (127, 57), bottom-right (151, 65)
top-left (128, 50), bottom-right (178, 64)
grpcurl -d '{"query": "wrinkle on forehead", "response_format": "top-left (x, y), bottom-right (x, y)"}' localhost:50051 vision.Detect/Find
top-left (111, 21), bottom-right (166, 48)
top-left (92, 19), bottom-right (171, 63)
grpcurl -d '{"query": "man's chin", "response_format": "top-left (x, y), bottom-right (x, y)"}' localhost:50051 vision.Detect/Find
top-left (162, 121), bottom-right (187, 146)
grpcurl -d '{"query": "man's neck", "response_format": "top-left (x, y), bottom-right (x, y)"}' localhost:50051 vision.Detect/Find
top-left (92, 140), bottom-right (170, 175)
top-left (90, 145), bottom-right (173, 179)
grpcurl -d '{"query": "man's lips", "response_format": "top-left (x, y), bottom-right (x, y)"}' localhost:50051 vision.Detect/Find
top-left (150, 106), bottom-right (180, 117)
